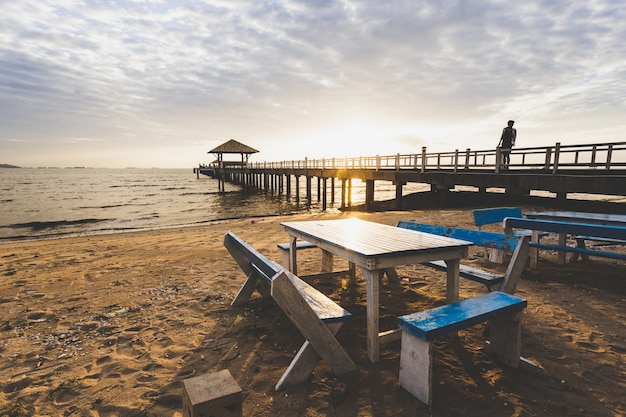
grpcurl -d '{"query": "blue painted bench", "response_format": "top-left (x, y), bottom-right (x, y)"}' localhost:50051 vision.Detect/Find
top-left (473, 207), bottom-right (525, 230)
top-left (473, 207), bottom-right (543, 263)
top-left (224, 232), bottom-right (356, 389)
top-left (397, 291), bottom-right (527, 405)
top-left (504, 217), bottom-right (626, 265)
top-left (397, 221), bottom-right (530, 293)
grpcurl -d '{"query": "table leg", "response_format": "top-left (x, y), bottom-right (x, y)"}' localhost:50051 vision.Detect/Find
top-left (444, 259), bottom-right (460, 303)
top-left (289, 236), bottom-right (297, 275)
top-left (362, 267), bottom-right (382, 363)
top-left (321, 250), bottom-right (333, 273)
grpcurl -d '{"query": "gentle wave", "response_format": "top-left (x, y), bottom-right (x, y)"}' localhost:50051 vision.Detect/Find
top-left (3, 218), bottom-right (112, 232)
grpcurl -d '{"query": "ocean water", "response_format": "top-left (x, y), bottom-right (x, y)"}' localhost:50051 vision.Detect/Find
top-left (0, 168), bottom-right (429, 242)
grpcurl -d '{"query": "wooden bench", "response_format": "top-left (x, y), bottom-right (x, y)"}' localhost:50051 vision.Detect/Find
top-left (397, 291), bottom-right (527, 405)
top-left (504, 217), bottom-right (626, 267)
top-left (397, 221), bottom-right (530, 293)
top-left (224, 232), bottom-right (357, 390)
top-left (571, 236), bottom-right (626, 262)
top-left (473, 207), bottom-right (540, 263)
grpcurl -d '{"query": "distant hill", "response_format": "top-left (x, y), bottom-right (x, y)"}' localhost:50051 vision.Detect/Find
top-left (0, 164), bottom-right (21, 168)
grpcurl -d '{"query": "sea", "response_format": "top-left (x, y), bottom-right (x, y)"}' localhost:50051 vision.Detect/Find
top-left (0, 168), bottom-right (430, 243)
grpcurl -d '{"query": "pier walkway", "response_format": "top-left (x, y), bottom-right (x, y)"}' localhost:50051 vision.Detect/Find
top-left (194, 141), bottom-right (626, 210)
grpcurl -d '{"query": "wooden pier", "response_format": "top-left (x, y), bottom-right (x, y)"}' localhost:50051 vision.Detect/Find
top-left (194, 141), bottom-right (626, 210)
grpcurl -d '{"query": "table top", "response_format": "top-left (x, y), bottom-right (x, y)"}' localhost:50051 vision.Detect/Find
top-left (527, 211), bottom-right (626, 226)
top-left (281, 218), bottom-right (472, 258)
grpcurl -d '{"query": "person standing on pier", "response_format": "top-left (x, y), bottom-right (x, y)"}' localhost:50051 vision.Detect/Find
top-left (498, 120), bottom-right (516, 169)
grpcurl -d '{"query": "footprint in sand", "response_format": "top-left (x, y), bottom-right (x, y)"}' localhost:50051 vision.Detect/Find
top-left (608, 344), bottom-right (626, 354)
top-left (576, 341), bottom-right (606, 353)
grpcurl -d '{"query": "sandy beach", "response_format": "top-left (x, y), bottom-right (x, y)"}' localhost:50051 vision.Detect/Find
top-left (0, 208), bottom-right (624, 416)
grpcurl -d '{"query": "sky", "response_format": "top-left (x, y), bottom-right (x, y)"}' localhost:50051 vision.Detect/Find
top-left (1, 0), bottom-right (626, 168)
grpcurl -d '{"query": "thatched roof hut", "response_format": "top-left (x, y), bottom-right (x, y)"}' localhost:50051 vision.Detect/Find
top-left (209, 139), bottom-right (259, 166)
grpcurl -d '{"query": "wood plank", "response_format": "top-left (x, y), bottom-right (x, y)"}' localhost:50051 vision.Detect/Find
top-left (397, 292), bottom-right (527, 341)
top-left (505, 218), bottom-right (626, 241)
top-left (271, 271), bottom-right (356, 375)
top-left (275, 322), bottom-right (342, 390)
top-left (499, 235), bottom-right (530, 294)
top-left (281, 219), bottom-right (472, 257)
top-left (473, 207), bottom-right (523, 227)
top-left (426, 260), bottom-right (504, 284)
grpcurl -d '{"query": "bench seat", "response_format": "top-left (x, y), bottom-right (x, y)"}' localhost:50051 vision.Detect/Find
top-left (277, 241), bottom-right (317, 251)
top-left (397, 291), bottom-right (527, 405)
top-left (398, 291), bottom-right (527, 341)
top-left (425, 260), bottom-right (504, 287)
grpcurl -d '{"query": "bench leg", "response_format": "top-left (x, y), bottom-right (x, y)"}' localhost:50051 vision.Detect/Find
top-left (281, 250), bottom-right (291, 270)
top-left (271, 272), bottom-right (357, 375)
top-left (231, 273), bottom-right (269, 306)
top-left (569, 238), bottom-right (590, 263)
top-left (275, 322), bottom-right (343, 390)
top-left (399, 332), bottom-right (432, 405)
top-left (487, 248), bottom-right (505, 264)
top-left (489, 311), bottom-right (522, 368)
top-left (529, 231), bottom-right (540, 269)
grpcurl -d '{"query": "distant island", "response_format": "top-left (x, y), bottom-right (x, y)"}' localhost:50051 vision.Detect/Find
top-left (0, 163), bottom-right (21, 168)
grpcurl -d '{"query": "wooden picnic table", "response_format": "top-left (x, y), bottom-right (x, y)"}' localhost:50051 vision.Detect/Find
top-left (280, 218), bottom-right (472, 363)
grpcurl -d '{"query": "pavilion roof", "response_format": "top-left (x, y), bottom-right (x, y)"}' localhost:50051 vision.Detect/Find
top-left (209, 139), bottom-right (259, 154)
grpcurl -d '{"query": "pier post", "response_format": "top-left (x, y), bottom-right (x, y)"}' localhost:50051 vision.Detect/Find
top-left (341, 179), bottom-right (346, 209)
top-left (348, 179), bottom-right (352, 207)
top-left (365, 180), bottom-right (375, 211)
top-left (306, 176), bottom-right (312, 206)
top-left (395, 182), bottom-right (404, 209)
top-left (295, 176), bottom-right (300, 202)
top-left (317, 177), bottom-right (321, 202)
top-left (322, 178), bottom-right (327, 210)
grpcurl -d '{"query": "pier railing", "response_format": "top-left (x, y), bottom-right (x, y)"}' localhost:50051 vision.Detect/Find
top-left (238, 141), bottom-right (626, 174)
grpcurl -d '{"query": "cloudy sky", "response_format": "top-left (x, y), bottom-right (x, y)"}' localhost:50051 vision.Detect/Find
top-left (1, 1), bottom-right (625, 168)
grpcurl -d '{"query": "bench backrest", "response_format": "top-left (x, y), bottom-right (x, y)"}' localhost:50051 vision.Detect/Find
top-left (504, 217), bottom-right (626, 241)
top-left (224, 231), bottom-right (281, 283)
top-left (397, 221), bottom-right (519, 251)
top-left (398, 291), bottom-right (527, 341)
top-left (473, 207), bottom-right (523, 228)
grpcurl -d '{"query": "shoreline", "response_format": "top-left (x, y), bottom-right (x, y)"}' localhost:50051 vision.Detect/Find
top-left (3, 190), bottom-right (626, 245)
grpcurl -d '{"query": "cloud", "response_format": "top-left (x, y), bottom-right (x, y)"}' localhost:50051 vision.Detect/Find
top-left (1, 0), bottom-right (625, 167)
